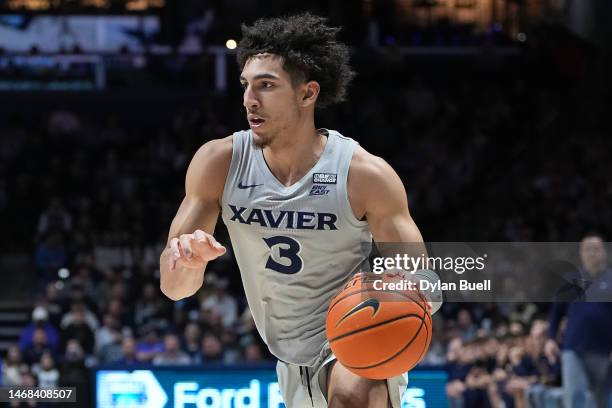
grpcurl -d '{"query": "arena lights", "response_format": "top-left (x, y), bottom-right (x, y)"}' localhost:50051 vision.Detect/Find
top-left (226, 39), bottom-right (237, 50)
top-left (58, 268), bottom-right (70, 279)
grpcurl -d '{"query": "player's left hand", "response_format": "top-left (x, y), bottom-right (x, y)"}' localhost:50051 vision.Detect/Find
top-left (384, 269), bottom-right (432, 312)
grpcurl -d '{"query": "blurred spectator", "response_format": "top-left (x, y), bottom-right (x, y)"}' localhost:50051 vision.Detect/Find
top-left (61, 304), bottom-right (96, 355)
top-left (135, 325), bottom-right (164, 363)
top-left (19, 307), bottom-right (60, 353)
top-left (167, 306), bottom-right (188, 334)
top-left (445, 337), bottom-right (468, 407)
top-left (200, 277), bottom-right (238, 329)
top-left (40, 283), bottom-right (64, 327)
top-left (241, 335), bottom-right (264, 363)
top-left (32, 351), bottom-right (59, 388)
top-left (196, 333), bottom-right (225, 364)
top-left (219, 330), bottom-right (241, 364)
top-left (59, 340), bottom-right (90, 407)
top-left (22, 328), bottom-right (54, 366)
top-left (66, 265), bottom-right (99, 303)
top-left (37, 197), bottom-right (73, 237)
top-left (181, 322), bottom-right (202, 362)
top-left (134, 282), bottom-right (168, 327)
top-left (244, 343), bottom-right (263, 362)
top-left (153, 333), bottom-right (191, 366)
top-left (35, 231), bottom-right (68, 285)
top-left (60, 302), bottom-right (99, 333)
top-left (526, 320), bottom-right (563, 408)
top-left (115, 336), bottom-right (140, 365)
top-left (509, 321), bottom-right (526, 337)
top-left (463, 362), bottom-right (491, 407)
top-left (97, 329), bottom-right (124, 364)
top-left (456, 309), bottom-right (477, 341)
top-left (95, 314), bottom-right (122, 355)
top-left (105, 298), bottom-right (130, 328)
top-left (505, 345), bottom-right (537, 407)
top-left (10, 370), bottom-right (38, 408)
top-left (198, 306), bottom-right (224, 334)
top-left (422, 337), bottom-right (446, 365)
top-left (1, 345), bottom-right (27, 387)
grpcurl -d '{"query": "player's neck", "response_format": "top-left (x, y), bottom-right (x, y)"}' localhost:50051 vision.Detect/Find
top-left (263, 122), bottom-right (326, 186)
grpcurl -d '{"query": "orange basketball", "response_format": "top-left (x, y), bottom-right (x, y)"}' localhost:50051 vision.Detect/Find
top-left (326, 273), bottom-right (432, 379)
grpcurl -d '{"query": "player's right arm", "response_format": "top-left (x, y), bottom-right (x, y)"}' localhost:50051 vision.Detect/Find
top-left (159, 136), bottom-right (233, 301)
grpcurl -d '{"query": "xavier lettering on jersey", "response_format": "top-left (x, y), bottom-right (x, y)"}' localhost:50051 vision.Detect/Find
top-left (228, 204), bottom-right (338, 230)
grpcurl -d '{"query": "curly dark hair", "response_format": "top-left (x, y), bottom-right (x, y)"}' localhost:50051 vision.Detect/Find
top-left (236, 13), bottom-right (355, 108)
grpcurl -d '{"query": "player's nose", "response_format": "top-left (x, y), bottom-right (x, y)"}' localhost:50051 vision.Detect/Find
top-left (243, 87), bottom-right (260, 109)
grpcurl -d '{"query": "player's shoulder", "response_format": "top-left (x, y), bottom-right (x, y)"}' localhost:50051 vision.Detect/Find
top-left (347, 145), bottom-right (408, 218)
top-left (189, 134), bottom-right (234, 174)
top-left (193, 134), bottom-right (233, 163)
top-left (347, 145), bottom-right (406, 217)
top-left (185, 135), bottom-right (234, 198)
top-left (349, 144), bottom-right (397, 183)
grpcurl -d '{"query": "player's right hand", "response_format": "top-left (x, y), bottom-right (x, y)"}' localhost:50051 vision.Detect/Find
top-left (169, 229), bottom-right (226, 271)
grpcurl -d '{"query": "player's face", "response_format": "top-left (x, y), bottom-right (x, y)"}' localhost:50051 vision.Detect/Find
top-left (580, 236), bottom-right (607, 275)
top-left (240, 54), bottom-right (303, 147)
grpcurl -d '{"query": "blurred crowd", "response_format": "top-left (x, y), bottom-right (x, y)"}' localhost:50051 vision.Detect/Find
top-left (171, 0), bottom-right (516, 48)
top-left (0, 22), bottom-right (611, 407)
top-left (443, 316), bottom-right (563, 408)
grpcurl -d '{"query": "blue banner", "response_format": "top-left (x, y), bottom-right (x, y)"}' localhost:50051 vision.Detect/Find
top-left (95, 365), bottom-right (447, 408)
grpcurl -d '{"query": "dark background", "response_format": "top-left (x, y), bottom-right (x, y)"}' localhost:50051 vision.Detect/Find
top-left (0, 1), bottom-right (611, 406)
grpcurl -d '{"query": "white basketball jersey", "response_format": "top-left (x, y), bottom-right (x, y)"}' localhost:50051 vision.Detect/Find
top-left (221, 129), bottom-right (372, 366)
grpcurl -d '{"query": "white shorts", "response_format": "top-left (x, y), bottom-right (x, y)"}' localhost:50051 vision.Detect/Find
top-left (276, 342), bottom-right (408, 408)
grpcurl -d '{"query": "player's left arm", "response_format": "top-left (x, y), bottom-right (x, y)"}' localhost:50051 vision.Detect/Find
top-left (348, 146), bottom-right (443, 314)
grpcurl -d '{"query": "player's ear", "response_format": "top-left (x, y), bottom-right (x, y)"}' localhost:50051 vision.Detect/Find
top-left (301, 81), bottom-right (320, 107)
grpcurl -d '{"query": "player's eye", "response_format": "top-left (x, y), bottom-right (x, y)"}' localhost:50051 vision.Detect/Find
top-left (262, 82), bottom-right (274, 88)
top-left (240, 82), bottom-right (247, 89)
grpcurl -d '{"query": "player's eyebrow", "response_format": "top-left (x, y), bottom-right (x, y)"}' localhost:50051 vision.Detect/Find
top-left (239, 73), bottom-right (280, 82)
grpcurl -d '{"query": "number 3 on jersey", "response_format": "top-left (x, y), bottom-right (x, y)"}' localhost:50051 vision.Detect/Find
top-left (263, 236), bottom-right (303, 274)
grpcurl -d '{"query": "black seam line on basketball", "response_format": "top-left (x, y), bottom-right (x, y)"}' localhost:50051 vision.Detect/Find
top-left (348, 314), bottom-right (431, 372)
top-left (405, 312), bottom-right (431, 372)
top-left (331, 284), bottom-right (428, 311)
top-left (413, 314), bottom-right (432, 367)
top-left (328, 312), bottom-right (423, 343)
top-left (341, 308), bottom-right (428, 370)
top-left (328, 288), bottom-right (427, 315)
top-left (328, 289), bottom-right (425, 313)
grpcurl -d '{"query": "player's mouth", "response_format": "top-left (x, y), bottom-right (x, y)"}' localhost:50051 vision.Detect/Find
top-left (248, 115), bottom-right (266, 129)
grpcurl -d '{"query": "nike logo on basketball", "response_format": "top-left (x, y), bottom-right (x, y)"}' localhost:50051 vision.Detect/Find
top-left (336, 298), bottom-right (380, 327)
top-left (238, 181), bottom-right (264, 189)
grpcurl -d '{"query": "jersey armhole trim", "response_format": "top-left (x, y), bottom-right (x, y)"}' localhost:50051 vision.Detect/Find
top-left (339, 139), bottom-right (369, 229)
top-left (220, 132), bottom-right (240, 210)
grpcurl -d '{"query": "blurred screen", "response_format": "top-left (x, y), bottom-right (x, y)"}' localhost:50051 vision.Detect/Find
top-left (0, 14), bottom-right (159, 52)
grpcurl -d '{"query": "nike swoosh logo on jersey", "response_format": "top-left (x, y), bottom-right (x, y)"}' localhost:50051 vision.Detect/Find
top-left (336, 298), bottom-right (380, 327)
top-left (238, 182), bottom-right (264, 189)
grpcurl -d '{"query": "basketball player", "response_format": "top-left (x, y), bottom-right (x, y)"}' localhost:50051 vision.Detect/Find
top-left (160, 13), bottom-right (442, 408)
